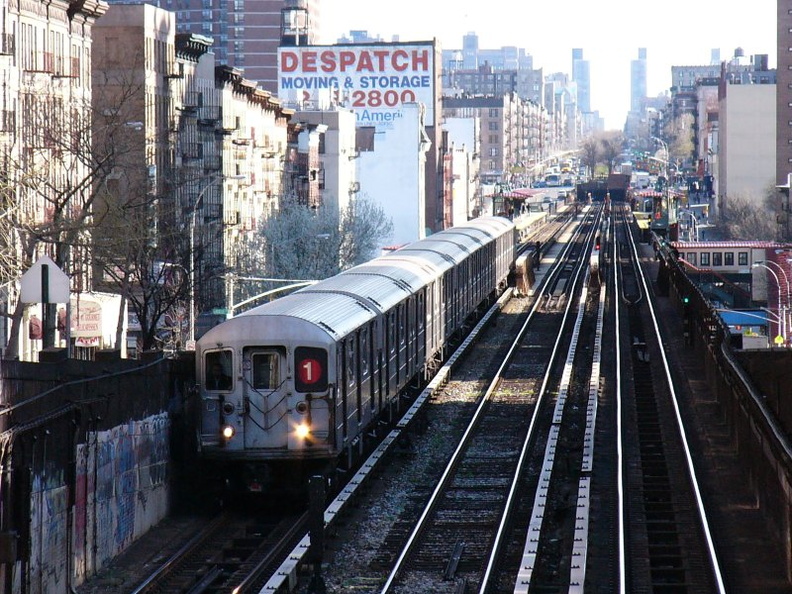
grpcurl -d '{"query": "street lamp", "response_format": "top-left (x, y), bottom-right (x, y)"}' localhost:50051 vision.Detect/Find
top-left (188, 175), bottom-right (223, 347)
top-left (187, 174), bottom-right (249, 347)
top-left (752, 262), bottom-right (787, 342)
top-left (761, 259), bottom-right (790, 344)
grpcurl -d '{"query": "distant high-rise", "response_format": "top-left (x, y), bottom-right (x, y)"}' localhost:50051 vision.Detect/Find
top-left (710, 48), bottom-right (721, 66)
top-left (572, 48), bottom-right (591, 112)
top-left (147, 0), bottom-right (323, 93)
top-left (630, 47), bottom-right (647, 113)
top-left (462, 32), bottom-right (479, 69)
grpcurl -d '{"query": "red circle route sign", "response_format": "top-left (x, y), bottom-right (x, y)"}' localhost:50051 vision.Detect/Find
top-left (294, 346), bottom-right (328, 392)
top-left (298, 358), bottom-right (322, 385)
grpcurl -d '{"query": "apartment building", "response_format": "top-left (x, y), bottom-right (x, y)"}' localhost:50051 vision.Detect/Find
top-left (0, 0), bottom-right (108, 360)
top-left (93, 4), bottom-right (293, 347)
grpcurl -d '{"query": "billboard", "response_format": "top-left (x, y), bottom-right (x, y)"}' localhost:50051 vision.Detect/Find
top-left (278, 43), bottom-right (436, 128)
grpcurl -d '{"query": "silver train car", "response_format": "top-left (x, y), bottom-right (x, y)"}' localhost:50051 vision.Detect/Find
top-left (194, 216), bottom-right (515, 491)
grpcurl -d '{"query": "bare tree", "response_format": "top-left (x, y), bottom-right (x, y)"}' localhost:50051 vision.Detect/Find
top-left (599, 131), bottom-right (625, 174)
top-left (0, 81), bottom-right (138, 358)
top-left (232, 195), bottom-right (393, 311)
top-left (664, 113), bottom-right (695, 168)
top-left (579, 136), bottom-right (599, 179)
top-left (718, 194), bottom-right (777, 241)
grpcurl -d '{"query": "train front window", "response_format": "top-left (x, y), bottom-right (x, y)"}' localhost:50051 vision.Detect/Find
top-left (205, 350), bottom-right (233, 391)
top-left (252, 353), bottom-right (279, 390)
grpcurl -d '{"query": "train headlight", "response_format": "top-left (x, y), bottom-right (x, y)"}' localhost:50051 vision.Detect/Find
top-left (221, 424), bottom-right (235, 440)
top-left (294, 422), bottom-right (311, 440)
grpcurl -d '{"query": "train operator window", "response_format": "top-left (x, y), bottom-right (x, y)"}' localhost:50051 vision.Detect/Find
top-left (205, 350), bottom-right (232, 391)
top-left (251, 353), bottom-right (279, 390)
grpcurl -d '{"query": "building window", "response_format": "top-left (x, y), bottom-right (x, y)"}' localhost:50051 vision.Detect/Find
top-left (686, 253), bottom-right (697, 266)
top-left (700, 252), bottom-right (710, 266)
top-left (489, 147), bottom-right (498, 157)
top-left (738, 252), bottom-right (748, 266)
top-left (488, 121), bottom-right (498, 131)
top-left (724, 252), bottom-right (734, 266)
top-left (712, 252), bottom-right (723, 267)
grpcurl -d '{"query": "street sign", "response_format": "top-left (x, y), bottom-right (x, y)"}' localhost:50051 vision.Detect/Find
top-left (19, 256), bottom-right (70, 304)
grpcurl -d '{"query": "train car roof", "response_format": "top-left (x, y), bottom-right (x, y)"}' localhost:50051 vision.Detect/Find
top-left (382, 245), bottom-right (459, 271)
top-left (343, 261), bottom-right (440, 288)
top-left (230, 291), bottom-right (377, 340)
top-left (455, 216), bottom-right (514, 236)
top-left (297, 268), bottom-right (415, 311)
top-left (396, 237), bottom-right (477, 264)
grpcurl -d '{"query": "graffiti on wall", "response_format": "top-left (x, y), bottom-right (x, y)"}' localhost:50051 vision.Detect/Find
top-left (27, 412), bottom-right (170, 593)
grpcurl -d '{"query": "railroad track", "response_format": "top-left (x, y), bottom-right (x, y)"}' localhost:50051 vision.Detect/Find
top-left (130, 509), bottom-right (307, 594)
top-left (376, 210), bottom-right (598, 593)
top-left (615, 205), bottom-right (724, 593)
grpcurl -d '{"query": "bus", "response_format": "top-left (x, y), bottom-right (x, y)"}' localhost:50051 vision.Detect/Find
top-left (545, 173), bottom-right (562, 187)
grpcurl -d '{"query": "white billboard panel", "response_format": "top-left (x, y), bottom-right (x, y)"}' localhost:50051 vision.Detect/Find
top-left (278, 43), bottom-right (435, 128)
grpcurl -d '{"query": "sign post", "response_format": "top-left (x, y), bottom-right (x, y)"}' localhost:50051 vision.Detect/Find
top-left (20, 256), bottom-right (70, 355)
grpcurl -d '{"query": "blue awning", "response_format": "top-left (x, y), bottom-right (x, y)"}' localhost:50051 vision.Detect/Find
top-left (718, 310), bottom-right (768, 326)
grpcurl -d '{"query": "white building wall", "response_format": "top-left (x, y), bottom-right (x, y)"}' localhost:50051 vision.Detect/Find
top-left (450, 147), bottom-right (474, 225)
top-left (358, 103), bottom-right (429, 246)
top-left (444, 116), bottom-right (479, 151)
top-left (299, 109), bottom-right (358, 220)
top-left (719, 84), bottom-right (776, 204)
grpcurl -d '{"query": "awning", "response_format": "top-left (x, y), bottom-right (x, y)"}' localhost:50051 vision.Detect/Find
top-left (718, 310), bottom-right (768, 327)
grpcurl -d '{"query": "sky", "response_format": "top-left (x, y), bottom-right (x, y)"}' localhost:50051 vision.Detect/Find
top-left (320, 0), bottom-right (777, 129)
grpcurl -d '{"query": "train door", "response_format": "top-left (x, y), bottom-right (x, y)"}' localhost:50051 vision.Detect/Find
top-left (385, 310), bottom-right (395, 396)
top-left (397, 301), bottom-right (407, 385)
top-left (407, 296), bottom-right (417, 378)
top-left (415, 289), bottom-right (426, 364)
top-left (425, 279), bottom-right (436, 358)
top-left (341, 335), bottom-right (360, 440)
top-left (443, 271), bottom-right (453, 340)
top-left (359, 325), bottom-right (372, 427)
top-left (240, 347), bottom-right (285, 449)
top-left (336, 348), bottom-right (347, 441)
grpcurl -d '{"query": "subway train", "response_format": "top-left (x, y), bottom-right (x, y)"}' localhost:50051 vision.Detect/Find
top-left (194, 216), bottom-right (516, 492)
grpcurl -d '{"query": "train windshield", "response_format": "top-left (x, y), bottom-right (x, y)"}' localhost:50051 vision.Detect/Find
top-left (251, 352), bottom-right (280, 390)
top-left (205, 350), bottom-right (233, 391)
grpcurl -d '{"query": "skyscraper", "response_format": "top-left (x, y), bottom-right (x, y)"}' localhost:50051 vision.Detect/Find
top-left (572, 48), bottom-right (591, 113)
top-left (630, 47), bottom-right (647, 114)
